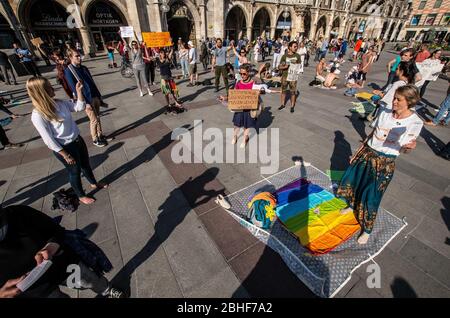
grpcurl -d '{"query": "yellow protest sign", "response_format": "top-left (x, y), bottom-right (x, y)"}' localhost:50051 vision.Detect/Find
top-left (142, 32), bottom-right (172, 48)
top-left (228, 90), bottom-right (260, 110)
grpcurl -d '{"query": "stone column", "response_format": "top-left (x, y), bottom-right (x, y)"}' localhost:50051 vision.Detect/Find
top-left (270, 27), bottom-right (276, 39)
top-left (247, 27), bottom-right (253, 42)
top-left (338, 16), bottom-right (346, 37)
top-left (79, 26), bottom-right (94, 56)
top-left (383, 19), bottom-right (394, 40)
top-left (389, 21), bottom-right (400, 42)
top-left (309, 9), bottom-right (319, 40)
top-left (199, 0), bottom-right (207, 40)
top-left (147, 1), bottom-right (163, 32)
top-left (125, 0), bottom-right (143, 39)
top-left (214, 0), bottom-right (224, 38)
top-left (325, 13), bottom-right (334, 39)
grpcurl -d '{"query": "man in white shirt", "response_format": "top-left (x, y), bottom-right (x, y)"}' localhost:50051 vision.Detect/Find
top-left (187, 41), bottom-right (198, 86)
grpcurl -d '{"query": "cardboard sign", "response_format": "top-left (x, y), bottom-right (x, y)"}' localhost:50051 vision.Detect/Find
top-left (287, 63), bottom-right (303, 81)
top-left (120, 26), bottom-right (134, 38)
top-left (142, 32), bottom-right (172, 48)
top-left (31, 37), bottom-right (43, 46)
top-left (416, 60), bottom-right (444, 85)
top-left (228, 89), bottom-right (260, 110)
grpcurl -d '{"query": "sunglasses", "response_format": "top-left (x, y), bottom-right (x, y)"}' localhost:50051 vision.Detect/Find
top-left (239, 72), bottom-right (249, 76)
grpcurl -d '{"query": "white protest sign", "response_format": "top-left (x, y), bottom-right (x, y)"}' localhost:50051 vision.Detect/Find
top-left (416, 60), bottom-right (444, 86)
top-left (287, 63), bottom-right (303, 81)
top-left (120, 26), bottom-right (134, 38)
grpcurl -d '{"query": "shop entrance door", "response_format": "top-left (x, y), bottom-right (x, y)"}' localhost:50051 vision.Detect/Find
top-left (92, 31), bottom-right (105, 52)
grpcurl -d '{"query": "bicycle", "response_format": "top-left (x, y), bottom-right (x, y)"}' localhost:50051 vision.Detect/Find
top-left (120, 59), bottom-right (134, 78)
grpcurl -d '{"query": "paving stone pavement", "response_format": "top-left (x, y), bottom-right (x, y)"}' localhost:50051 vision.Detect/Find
top-left (0, 50), bottom-right (449, 298)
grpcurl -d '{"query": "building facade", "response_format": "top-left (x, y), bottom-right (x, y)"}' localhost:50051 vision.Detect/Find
top-left (0, 0), bottom-right (413, 55)
top-left (403, 0), bottom-right (450, 44)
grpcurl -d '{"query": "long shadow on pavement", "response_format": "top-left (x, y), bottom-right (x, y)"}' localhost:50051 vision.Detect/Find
top-left (1, 142), bottom-right (124, 207)
top-left (110, 167), bottom-right (223, 296)
top-left (345, 112), bottom-right (367, 141)
top-left (330, 131), bottom-right (353, 178)
top-left (106, 107), bottom-right (167, 140)
top-left (390, 276), bottom-right (418, 298)
top-left (420, 126), bottom-right (446, 156)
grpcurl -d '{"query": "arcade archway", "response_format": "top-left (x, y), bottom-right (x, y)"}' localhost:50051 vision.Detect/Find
top-left (316, 16), bottom-right (327, 39)
top-left (225, 6), bottom-right (247, 41)
top-left (19, 0), bottom-right (80, 49)
top-left (0, 13), bottom-right (15, 49)
top-left (167, 2), bottom-right (196, 44)
top-left (275, 10), bottom-right (292, 39)
top-left (252, 8), bottom-right (271, 40)
top-left (86, 0), bottom-right (127, 52)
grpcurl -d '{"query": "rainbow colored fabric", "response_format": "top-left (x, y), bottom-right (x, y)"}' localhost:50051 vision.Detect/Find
top-left (275, 179), bottom-right (360, 254)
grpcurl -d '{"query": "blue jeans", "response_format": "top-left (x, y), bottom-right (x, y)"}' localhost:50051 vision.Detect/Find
top-left (180, 59), bottom-right (189, 77)
top-left (433, 94), bottom-right (450, 125)
top-left (54, 136), bottom-right (97, 198)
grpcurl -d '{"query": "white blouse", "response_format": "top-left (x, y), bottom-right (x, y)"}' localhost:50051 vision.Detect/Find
top-left (368, 109), bottom-right (423, 156)
top-left (31, 99), bottom-right (86, 153)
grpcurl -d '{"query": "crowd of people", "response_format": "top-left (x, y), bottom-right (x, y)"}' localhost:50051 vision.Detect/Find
top-left (0, 30), bottom-right (449, 298)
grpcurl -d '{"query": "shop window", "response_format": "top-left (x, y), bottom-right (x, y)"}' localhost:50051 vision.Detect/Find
top-left (441, 13), bottom-right (450, 25)
top-left (424, 14), bottom-right (437, 25)
top-left (411, 15), bottom-right (422, 26)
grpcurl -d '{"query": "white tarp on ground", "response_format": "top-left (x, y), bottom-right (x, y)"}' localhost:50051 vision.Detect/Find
top-left (221, 164), bottom-right (407, 298)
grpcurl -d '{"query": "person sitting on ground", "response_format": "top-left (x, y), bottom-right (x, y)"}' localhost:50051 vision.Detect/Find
top-left (315, 57), bottom-right (327, 85)
top-left (0, 205), bottom-right (125, 298)
top-left (323, 65), bottom-right (340, 89)
top-left (345, 65), bottom-right (360, 88)
top-left (257, 62), bottom-right (272, 83)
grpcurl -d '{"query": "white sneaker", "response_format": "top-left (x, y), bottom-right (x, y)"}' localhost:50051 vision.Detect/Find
top-left (140, 91), bottom-right (144, 97)
top-left (147, 89), bottom-right (153, 96)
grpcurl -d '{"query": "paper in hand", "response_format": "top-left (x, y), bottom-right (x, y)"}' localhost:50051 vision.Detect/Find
top-left (67, 64), bottom-right (81, 82)
top-left (16, 260), bottom-right (53, 292)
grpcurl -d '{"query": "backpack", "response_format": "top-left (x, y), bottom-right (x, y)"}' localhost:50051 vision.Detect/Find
top-left (51, 188), bottom-right (79, 212)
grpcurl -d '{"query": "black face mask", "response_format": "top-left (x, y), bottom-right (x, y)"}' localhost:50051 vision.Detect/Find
top-left (0, 209), bottom-right (8, 242)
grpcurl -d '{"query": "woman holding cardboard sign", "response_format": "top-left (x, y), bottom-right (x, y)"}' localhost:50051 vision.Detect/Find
top-left (219, 64), bottom-right (279, 148)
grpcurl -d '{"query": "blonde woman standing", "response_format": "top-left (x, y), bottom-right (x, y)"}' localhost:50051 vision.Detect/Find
top-left (28, 77), bottom-right (107, 205)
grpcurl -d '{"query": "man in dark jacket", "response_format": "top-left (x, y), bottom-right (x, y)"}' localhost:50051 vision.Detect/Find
top-left (64, 48), bottom-right (108, 147)
top-left (0, 205), bottom-right (124, 298)
top-left (0, 50), bottom-right (17, 85)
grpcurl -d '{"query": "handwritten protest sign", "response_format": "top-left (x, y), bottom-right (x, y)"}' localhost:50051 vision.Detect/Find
top-left (228, 89), bottom-right (260, 110)
top-left (287, 63), bottom-right (303, 81)
top-left (416, 60), bottom-right (444, 86)
top-left (31, 37), bottom-right (43, 46)
top-left (120, 26), bottom-right (134, 38)
top-left (142, 32), bottom-right (172, 48)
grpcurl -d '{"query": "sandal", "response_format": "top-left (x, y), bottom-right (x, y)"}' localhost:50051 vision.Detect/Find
top-left (215, 194), bottom-right (231, 210)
